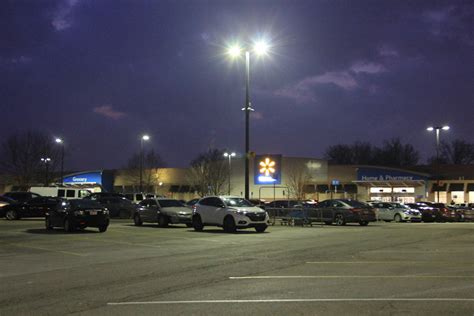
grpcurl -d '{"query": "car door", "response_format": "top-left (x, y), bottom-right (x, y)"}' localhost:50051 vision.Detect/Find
top-left (211, 198), bottom-right (227, 225)
top-left (197, 198), bottom-right (215, 224)
top-left (143, 199), bottom-right (159, 222)
top-left (50, 201), bottom-right (66, 227)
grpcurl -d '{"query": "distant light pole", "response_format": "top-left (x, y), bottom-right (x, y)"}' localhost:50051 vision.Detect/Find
top-left (227, 39), bottom-right (271, 199)
top-left (427, 125), bottom-right (450, 202)
top-left (40, 157), bottom-right (52, 186)
top-left (139, 134), bottom-right (150, 192)
top-left (55, 138), bottom-right (64, 184)
top-left (223, 152), bottom-right (236, 195)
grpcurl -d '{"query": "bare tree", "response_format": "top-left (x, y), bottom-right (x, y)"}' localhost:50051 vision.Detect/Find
top-left (123, 149), bottom-right (165, 191)
top-left (325, 138), bottom-right (419, 166)
top-left (286, 163), bottom-right (312, 201)
top-left (435, 139), bottom-right (474, 165)
top-left (0, 130), bottom-right (60, 187)
top-left (187, 148), bottom-right (227, 197)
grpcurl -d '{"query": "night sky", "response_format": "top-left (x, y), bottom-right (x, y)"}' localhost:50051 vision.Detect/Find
top-left (1, 0), bottom-right (473, 170)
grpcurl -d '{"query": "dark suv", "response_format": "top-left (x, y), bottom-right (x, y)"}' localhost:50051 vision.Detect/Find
top-left (94, 196), bottom-right (136, 218)
top-left (315, 199), bottom-right (376, 226)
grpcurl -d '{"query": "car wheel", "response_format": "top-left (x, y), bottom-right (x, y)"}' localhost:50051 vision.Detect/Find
top-left (394, 214), bottom-right (402, 222)
top-left (334, 214), bottom-right (346, 226)
top-left (64, 219), bottom-right (74, 232)
top-left (98, 225), bottom-right (108, 233)
top-left (119, 209), bottom-right (129, 219)
top-left (45, 217), bottom-right (53, 230)
top-left (192, 214), bottom-right (204, 231)
top-left (359, 221), bottom-right (369, 226)
top-left (133, 214), bottom-right (143, 226)
top-left (223, 215), bottom-right (236, 233)
top-left (255, 224), bottom-right (267, 233)
top-left (158, 214), bottom-right (169, 228)
top-left (5, 210), bottom-right (18, 220)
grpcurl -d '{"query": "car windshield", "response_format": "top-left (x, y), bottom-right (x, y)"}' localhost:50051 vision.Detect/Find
top-left (391, 203), bottom-right (409, 209)
top-left (223, 198), bottom-right (253, 207)
top-left (341, 200), bottom-right (368, 208)
top-left (69, 200), bottom-right (102, 208)
top-left (158, 199), bottom-right (184, 207)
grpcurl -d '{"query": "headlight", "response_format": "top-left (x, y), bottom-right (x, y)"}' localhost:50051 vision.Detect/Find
top-left (74, 210), bottom-right (84, 216)
top-left (103, 209), bottom-right (109, 215)
top-left (179, 211), bottom-right (189, 215)
top-left (236, 210), bottom-right (247, 215)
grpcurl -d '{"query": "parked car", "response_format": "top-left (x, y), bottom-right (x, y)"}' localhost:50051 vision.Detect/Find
top-left (314, 199), bottom-right (376, 226)
top-left (85, 192), bottom-right (126, 200)
top-left (193, 196), bottom-right (270, 233)
top-left (0, 196), bottom-right (15, 217)
top-left (406, 203), bottom-right (439, 222)
top-left (426, 202), bottom-right (460, 222)
top-left (29, 186), bottom-right (91, 199)
top-left (369, 202), bottom-right (421, 222)
top-left (124, 193), bottom-right (146, 204)
top-left (94, 196), bottom-right (137, 218)
top-left (451, 205), bottom-right (474, 222)
top-left (45, 199), bottom-right (109, 232)
top-left (185, 198), bottom-right (200, 209)
top-left (134, 198), bottom-right (192, 227)
top-left (3, 196), bottom-right (62, 220)
top-left (248, 199), bottom-right (267, 210)
top-left (3, 191), bottom-right (41, 203)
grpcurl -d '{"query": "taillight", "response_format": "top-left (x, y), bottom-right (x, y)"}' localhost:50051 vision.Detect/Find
top-left (350, 208), bottom-right (362, 213)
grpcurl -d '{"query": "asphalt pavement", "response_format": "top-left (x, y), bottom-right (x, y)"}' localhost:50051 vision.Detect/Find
top-left (0, 219), bottom-right (473, 315)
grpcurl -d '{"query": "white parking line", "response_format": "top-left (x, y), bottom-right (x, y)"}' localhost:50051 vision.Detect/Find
top-left (229, 275), bottom-right (474, 279)
top-left (306, 261), bottom-right (473, 264)
top-left (107, 298), bottom-right (474, 305)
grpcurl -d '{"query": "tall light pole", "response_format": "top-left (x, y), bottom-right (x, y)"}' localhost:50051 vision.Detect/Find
top-left (55, 138), bottom-right (64, 184)
top-left (223, 152), bottom-right (236, 195)
top-left (40, 157), bottom-right (51, 186)
top-left (139, 134), bottom-right (150, 192)
top-left (227, 39), bottom-right (270, 200)
top-left (427, 125), bottom-right (450, 202)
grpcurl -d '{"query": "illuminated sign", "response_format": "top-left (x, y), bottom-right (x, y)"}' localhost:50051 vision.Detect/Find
top-left (254, 155), bottom-right (281, 185)
top-left (63, 171), bottom-right (103, 184)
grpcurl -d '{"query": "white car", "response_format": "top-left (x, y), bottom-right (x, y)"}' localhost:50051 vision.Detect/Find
top-left (370, 202), bottom-right (421, 222)
top-left (192, 196), bottom-right (270, 233)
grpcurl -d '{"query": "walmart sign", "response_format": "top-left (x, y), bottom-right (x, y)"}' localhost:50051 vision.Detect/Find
top-left (254, 155), bottom-right (282, 185)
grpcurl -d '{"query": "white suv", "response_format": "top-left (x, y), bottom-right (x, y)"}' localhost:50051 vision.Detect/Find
top-left (192, 196), bottom-right (269, 233)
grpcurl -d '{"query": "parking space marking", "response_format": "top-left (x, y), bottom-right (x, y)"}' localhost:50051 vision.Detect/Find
top-left (229, 275), bottom-right (474, 279)
top-left (306, 261), bottom-right (473, 264)
top-left (4, 242), bottom-right (87, 257)
top-left (107, 298), bottom-right (474, 305)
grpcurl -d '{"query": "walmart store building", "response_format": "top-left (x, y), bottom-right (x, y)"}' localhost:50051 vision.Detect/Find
top-left (51, 155), bottom-right (474, 204)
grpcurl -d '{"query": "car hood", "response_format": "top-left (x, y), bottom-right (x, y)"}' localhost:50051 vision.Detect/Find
top-left (232, 206), bottom-right (266, 213)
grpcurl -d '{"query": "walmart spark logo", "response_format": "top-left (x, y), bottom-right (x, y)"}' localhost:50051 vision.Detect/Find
top-left (258, 157), bottom-right (277, 183)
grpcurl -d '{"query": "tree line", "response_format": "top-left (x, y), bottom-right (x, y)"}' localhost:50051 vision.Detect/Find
top-left (1, 130), bottom-right (473, 196)
top-left (324, 138), bottom-right (474, 166)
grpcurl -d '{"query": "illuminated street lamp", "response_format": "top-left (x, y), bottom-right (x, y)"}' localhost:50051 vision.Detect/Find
top-left (227, 39), bottom-right (271, 199)
top-left (427, 125), bottom-right (450, 202)
top-left (55, 137), bottom-right (64, 184)
top-left (140, 134), bottom-right (150, 192)
top-left (40, 157), bottom-right (52, 186)
top-left (427, 125), bottom-right (450, 162)
top-left (223, 152), bottom-right (236, 195)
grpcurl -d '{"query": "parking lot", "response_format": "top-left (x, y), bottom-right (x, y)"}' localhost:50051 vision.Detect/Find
top-left (1, 219), bottom-right (473, 315)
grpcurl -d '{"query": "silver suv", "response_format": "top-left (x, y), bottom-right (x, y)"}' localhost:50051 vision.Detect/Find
top-left (370, 202), bottom-right (421, 222)
top-left (192, 196), bottom-right (269, 233)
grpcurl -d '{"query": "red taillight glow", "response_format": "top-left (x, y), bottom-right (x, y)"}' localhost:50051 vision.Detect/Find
top-left (350, 208), bottom-right (362, 213)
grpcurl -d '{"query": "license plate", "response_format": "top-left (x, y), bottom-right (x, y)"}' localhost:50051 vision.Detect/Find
top-left (89, 211), bottom-right (97, 215)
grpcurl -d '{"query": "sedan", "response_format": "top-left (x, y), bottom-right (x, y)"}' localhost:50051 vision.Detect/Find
top-left (45, 199), bottom-right (109, 232)
top-left (314, 199), bottom-right (376, 226)
top-left (370, 202), bottom-right (421, 222)
top-left (134, 198), bottom-right (193, 227)
top-left (3, 196), bottom-right (62, 220)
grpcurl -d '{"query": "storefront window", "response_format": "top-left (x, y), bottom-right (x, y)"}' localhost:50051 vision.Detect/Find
top-left (450, 192), bottom-right (464, 204)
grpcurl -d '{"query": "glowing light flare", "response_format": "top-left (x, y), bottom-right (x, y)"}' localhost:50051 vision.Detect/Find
top-left (227, 45), bottom-right (242, 58)
top-left (253, 40), bottom-right (270, 56)
top-left (259, 158), bottom-right (276, 176)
